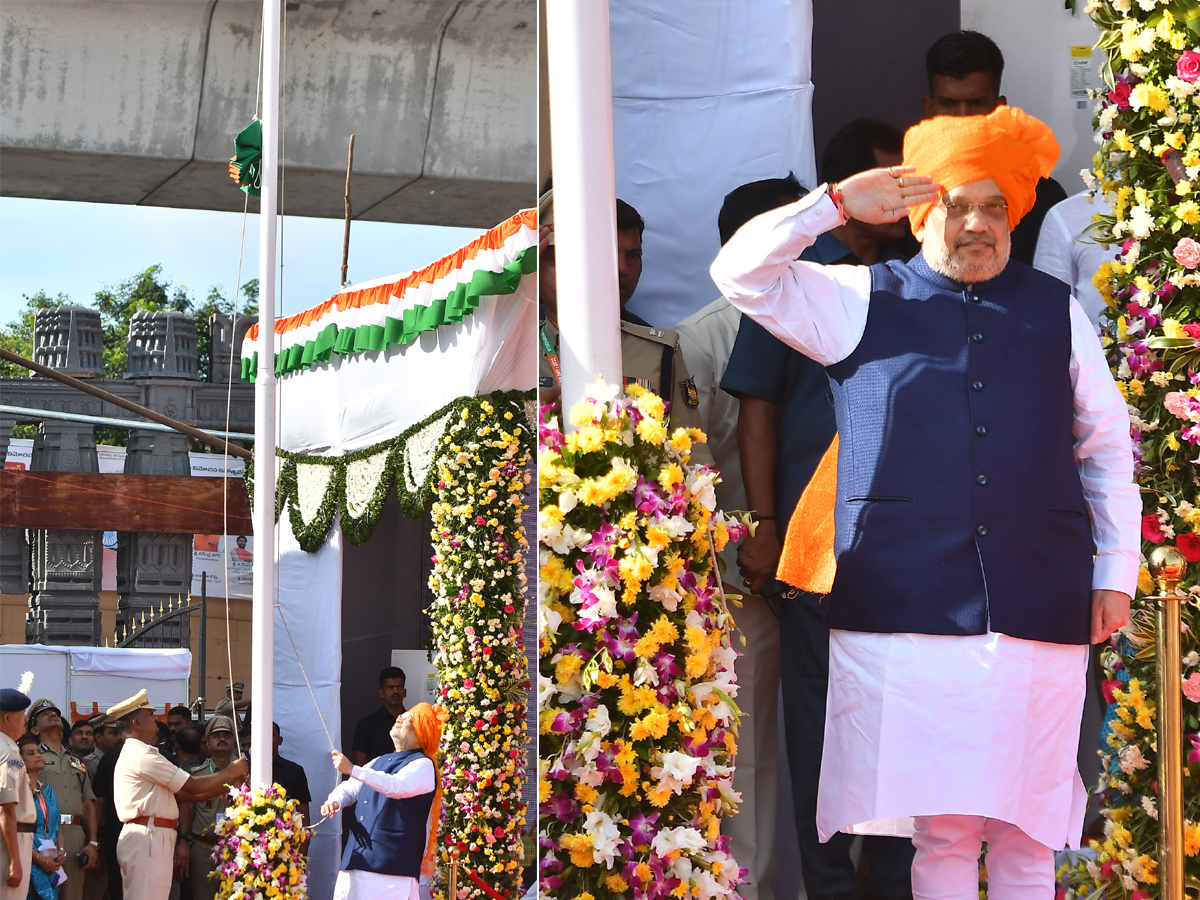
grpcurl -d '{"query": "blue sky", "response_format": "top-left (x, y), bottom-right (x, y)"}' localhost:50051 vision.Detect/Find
top-left (0, 197), bottom-right (484, 328)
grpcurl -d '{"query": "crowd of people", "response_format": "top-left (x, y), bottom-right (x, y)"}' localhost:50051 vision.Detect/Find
top-left (541, 28), bottom-right (1136, 900)
top-left (0, 665), bottom-right (457, 900)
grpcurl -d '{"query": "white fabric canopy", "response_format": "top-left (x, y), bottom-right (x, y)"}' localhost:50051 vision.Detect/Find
top-left (67, 647), bottom-right (192, 678)
top-left (611, 1), bottom-right (817, 329)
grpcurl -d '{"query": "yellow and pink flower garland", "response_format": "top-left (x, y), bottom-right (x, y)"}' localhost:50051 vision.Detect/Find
top-left (427, 393), bottom-right (533, 900)
top-left (537, 382), bottom-right (749, 900)
top-left (1058, 1), bottom-right (1200, 895)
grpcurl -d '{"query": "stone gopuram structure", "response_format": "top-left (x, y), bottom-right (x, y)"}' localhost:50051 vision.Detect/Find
top-left (1, 306), bottom-right (255, 647)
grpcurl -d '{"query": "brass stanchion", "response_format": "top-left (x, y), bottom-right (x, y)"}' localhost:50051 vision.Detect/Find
top-left (1146, 546), bottom-right (1187, 900)
top-left (448, 849), bottom-right (460, 900)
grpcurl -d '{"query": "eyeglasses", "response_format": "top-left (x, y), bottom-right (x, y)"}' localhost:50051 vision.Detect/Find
top-left (939, 198), bottom-right (1009, 220)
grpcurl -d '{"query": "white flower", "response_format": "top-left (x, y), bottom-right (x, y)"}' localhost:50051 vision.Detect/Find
top-left (1136, 0), bottom-right (1156, 10)
top-left (651, 825), bottom-right (707, 857)
top-left (633, 656), bottom-right (660, 687)
top-left (658, 514), bottom-right (695, 539)
top-left (649, 582), bottom-right (683, 611)
top-left (541, 522), bottom-right (590, 554)
top-left (1112, 0), bottom-right (1130, 11)
top-left (1127, 204), bottom-right (1155, 240)
top-left (583, 809), bottom-right (623, 868)
top-left (574, 585), bottom-right (617, 629)
top-left (686, 470), bottom-right (718, 511)
top-left (537, 672), bottom-right (557, 709)
top-left (650, 751), bottom-right (705, 793)
top-left (1081, 167), bottom-right (1098, 191)
top-left (1183, 650), bottom-right (1199, 667)
top-left (1141, 794), bottom-right (1158, 820)
top-left (559, 490), bottom-right (578, 513)
top-left (1117, 743), bottom-right (1149, 773)
top-left (585, 379), bottom-right (621, 405)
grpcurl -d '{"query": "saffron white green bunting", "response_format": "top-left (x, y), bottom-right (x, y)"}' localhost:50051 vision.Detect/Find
top-left (241, 209), bottom-right (537, 380)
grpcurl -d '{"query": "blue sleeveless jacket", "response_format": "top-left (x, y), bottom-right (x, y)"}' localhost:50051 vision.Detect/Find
top-left (341, 749), bottom-right (435, 878)
top-left (822, 253), bottom-right (1094, 645)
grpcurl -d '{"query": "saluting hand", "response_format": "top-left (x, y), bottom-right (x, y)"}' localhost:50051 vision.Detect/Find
top-left (330, 749), bottom-right (353, 776)
top-left (838, 166), bottom-right (941, 225)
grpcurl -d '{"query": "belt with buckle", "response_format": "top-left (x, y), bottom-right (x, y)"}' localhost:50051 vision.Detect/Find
top-left (128, 816), bottom-right (177, 829)
top-left (59, 814), bottom-right (82, 826)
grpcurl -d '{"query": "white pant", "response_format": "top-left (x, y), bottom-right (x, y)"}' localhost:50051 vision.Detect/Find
top-left (0, 832), bottom-right (33, 900)
top-left (117, 823), bottom-right (175, 900)
top-left (911, 815), bottom-right (1053, 900)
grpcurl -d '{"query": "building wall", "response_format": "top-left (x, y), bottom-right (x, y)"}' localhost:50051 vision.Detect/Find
top-left (962, 0), bottom-right (1103, 195)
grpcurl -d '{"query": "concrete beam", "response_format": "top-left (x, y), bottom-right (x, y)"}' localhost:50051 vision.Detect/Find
top-left (0, 0), bottom-right (536, 227)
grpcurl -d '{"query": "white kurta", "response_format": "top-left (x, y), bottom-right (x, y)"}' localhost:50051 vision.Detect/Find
top-left (325, 756), bottom-right (436, 900)
top-left (710, 188), bottom-right (1141, 850)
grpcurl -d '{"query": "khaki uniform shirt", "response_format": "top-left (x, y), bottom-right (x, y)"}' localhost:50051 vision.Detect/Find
top-left (0, 732), bottom-right (34, 824)
top-left (183, 760), bottom-right (223, 837)
top-left (539, 319), bottom-right (710, 443)
top-left (113, 738), bottom-right (190, 822)
top-left (39, 742), bottom-right (94, 818)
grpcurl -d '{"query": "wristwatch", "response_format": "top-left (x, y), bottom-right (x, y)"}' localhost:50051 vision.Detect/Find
top-left (178, 833), bottom-right (194, 845)
top-left (88, 841), bottom-right (99, 848)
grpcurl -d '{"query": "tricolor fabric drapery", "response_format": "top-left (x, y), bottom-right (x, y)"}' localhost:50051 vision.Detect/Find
top-left (241, 210), bottom-right (537, 900)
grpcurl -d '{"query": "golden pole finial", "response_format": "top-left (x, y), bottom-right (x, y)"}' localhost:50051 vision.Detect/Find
top-left (1146, 545), bottom-right (1187, 900)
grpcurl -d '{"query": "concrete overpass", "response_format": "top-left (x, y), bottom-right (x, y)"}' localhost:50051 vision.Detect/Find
top-left (1, 0), bottom-right (536, 228)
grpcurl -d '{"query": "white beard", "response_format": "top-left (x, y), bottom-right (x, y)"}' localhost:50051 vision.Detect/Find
top-left (926, 237), bottom-right (1011, 283)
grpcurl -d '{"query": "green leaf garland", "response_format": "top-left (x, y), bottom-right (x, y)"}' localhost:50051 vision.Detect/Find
top-left (243, 391), bottom-right (536, 549)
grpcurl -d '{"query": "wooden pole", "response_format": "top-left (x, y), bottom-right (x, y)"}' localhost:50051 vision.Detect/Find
top-left (0, 348), bottom-right (251, 460)
top-left (341, 134), bottom-right (356, 287)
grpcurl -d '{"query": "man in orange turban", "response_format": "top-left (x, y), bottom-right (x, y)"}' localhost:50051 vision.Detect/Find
top-left (323, 702), bottom-right (448, 899)
top-left (712, 106), bottom-right (1139, 899)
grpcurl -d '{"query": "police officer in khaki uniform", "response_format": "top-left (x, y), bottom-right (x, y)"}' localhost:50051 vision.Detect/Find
top-left (538, 189), bottom-right (709, 447)
top-left (28, 699), bottom-right (100, 900)
top-left (0, 689), bottom-right (34, 900)
top-left (109, 691), bottom-right (246, 900)
top-left (212, 682), bottom-right (247, 724)
top-left (175, 717), bottom-right (238, 900)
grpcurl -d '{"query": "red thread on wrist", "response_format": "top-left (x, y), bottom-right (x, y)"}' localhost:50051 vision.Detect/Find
top-left (828, 182), bottom-right (848, 222)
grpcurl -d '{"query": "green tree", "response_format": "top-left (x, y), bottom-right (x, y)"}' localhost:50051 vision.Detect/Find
top-left (194, 278), bottom-right (260, 381)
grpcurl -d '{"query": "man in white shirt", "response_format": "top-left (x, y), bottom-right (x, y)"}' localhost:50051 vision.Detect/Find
top-left (322, 703), bottom-right (447, 900)
top-left (711, 106), bottom-right (1139, 899)
top-left (1033, 191), bottom-right (1113, 330)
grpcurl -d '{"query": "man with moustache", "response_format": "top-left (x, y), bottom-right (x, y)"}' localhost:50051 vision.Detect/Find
top-left (0, 689), bottom-right (34, 900)
top-left (711, 107), bottom-right (1139, 897)
top-left (27, 699), bottom-right (99, 899)
top-left (175, 717), bottom-right (238, 900)
top-left (109, 692), bottom-right (246, 900)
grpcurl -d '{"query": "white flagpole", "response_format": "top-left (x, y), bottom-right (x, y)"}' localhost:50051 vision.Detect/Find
top-left (545, 0), bottom-right (622, 420)
top-left (250, 0), bottom-right (280, 788)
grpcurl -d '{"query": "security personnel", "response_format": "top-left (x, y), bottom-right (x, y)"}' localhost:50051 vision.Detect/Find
top-left (0, 688), bottom-right (34, 900)
top-left (109, 691), bottom-right (246, 900)
top-left (28, 698), bottom-right (100, 900)
top-left (538, 189), bottom-right (709, 443)
top-left (176, 717), bottom-right (238, 900)
top-left (212, 682), bottom-right (247, 722)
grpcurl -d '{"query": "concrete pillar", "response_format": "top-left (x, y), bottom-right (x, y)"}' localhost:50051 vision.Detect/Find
top-left (0, 415), bottom-right (29, 595)
top-left (26, 307), bottom-right (104, 645)
top-left (117, 310), bottom-right (198, 646)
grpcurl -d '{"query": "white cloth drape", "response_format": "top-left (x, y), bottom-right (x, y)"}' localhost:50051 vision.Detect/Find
top-left (610, 0), bottom-right (818, 329)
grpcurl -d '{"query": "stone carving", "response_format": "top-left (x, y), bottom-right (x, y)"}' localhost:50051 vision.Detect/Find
top-left (33, 306), bottom-right (104, 378)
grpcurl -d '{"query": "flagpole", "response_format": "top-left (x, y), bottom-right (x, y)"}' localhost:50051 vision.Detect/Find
top-left (545, 0), bottom-right (622, 420)
top-left (250, 0), bottom-right (280, 789)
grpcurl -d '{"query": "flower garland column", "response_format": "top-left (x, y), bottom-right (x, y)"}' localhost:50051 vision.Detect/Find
top-left (427, 395), bottom-right (534, 900)
top-left (537, 383), bottom-right (749, 900)
top-left (1062, 2), bottom-right (1200, 896)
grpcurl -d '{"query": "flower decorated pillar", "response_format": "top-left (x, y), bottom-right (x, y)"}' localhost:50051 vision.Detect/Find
top-left (1062, 3), bottom-right (1200, 897)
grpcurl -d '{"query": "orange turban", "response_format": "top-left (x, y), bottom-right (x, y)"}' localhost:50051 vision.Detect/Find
top-left (409, 702), bottom-right (449, 877)
top-left (903, 106), bottom-right (1059, 234)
